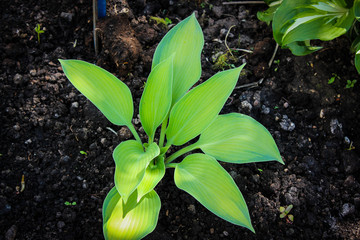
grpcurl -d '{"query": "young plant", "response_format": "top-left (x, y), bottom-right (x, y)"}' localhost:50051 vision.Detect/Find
top-left (150, 16), bottom-right (172, 29)
top-left (64, 201), bottom-right (77, 206)
top-left (328, 73), bottom-right (340, 84)
top-left (59, 13), bottom-right (283, 239)
top-left (346, 79), bottom-right (357, 88)
top-left (258, 0), bottom-right (360, 74)
top-left (279, 204), bottom-right (294, 224)
top-left (34, 23), bottom-right (45, 44)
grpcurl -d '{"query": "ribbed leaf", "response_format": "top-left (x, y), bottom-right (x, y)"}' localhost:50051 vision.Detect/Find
top-left (103, 188), bottom-right (161, 240)
top-left (113, 141), bottom-right (160, 203)
top-left (152, 13), bottom-right (204, 104)
top-left (166, 65), bottom-right (245, 146)
top-left (140, 56), bottom-right (173, 141)
top-left (174, 154), bottom-right (254, 232)
top-left (195, 113), bottom-right (283, 164)
top-left (272, 0), bottom-right (354, 54)
top-left (136, 157), bottom-right (165, 202)
top-left (59, 59), bottom-right (133, 126)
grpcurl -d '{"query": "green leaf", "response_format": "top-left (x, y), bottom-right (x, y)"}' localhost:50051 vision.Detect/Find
top-left (152, 13), bottom-right (204, 104)
top-left (194, 113), bottom-right (283, 164)
top-left (286, 41), bottom-right (323, 56)
top-left (272, 0), bottom-right (354, 53)
top-left (257, 0), bottom-right (283, 25)
top-left (174, 154), bottom-right (254, 232)
top-left (136, 157), bottom-right (165, 202)
top-left (140, 55), bottom-right (173, 141)
top-left (59, 59), bottom-right (133, 126)
top-left (352, 36), bottom-right (360, 73)
top-left (166, 65), bottom-right (245, 146)
top-left (113, 140), bottom-right (160, 203)
top-left (103, 188), bottom-right (161, 240)
top-left (354, 0), bottom-right (360, 20)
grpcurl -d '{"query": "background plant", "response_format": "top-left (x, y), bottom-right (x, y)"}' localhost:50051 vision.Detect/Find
top-left (60, 13), bottom-right (283, 240)
top-left (258, 0), bottom-right (360, 74)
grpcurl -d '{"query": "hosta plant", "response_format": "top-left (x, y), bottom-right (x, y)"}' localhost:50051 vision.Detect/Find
top-left (59, 13), bottom-right (283, 240)
top-left (258, 0), bottom-right (360, 74)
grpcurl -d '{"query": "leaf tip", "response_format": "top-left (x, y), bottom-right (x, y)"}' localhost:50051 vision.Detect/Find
top-left (249, 224), bottom-right (256, 234)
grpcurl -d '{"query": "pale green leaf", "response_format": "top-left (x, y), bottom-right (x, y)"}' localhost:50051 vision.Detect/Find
top-left (136, 157), bottom-right (165, 202)
top-left (195, 113), bottom-right (283, 164)
top-left (166, 65), bottom-right (245, 146)
top-left (174, 153), bottom-right (254, 232)
top-left (152, 13), bottom-right (204, 104)
top-left (59, 59), bottom-right (133, 126)
top-left (140, 55), bottom-right (173, 141)
top-left (103, 188), bottom-right (161, 240)
top-left (113, 141), bottom-right (160, 203)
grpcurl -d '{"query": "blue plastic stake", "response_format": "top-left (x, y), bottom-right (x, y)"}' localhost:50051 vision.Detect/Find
top-left (98, 0), bottom-right (106, 18)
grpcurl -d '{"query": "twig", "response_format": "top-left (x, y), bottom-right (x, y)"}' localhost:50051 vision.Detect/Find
top-left (223, 1), bottom-right (265, 5)
top-left (233, 48), bottom-right (253, 54)
top-left (268, 43), bottom-right (279, 68)
top-left (106, 127), bottom-right (118, 136)
top-left (225, 25), bottom-right (236, 58)
top-left (235, 78), bottom-right (264, 89)
top-left (93, 0), bottom-right (98, 56)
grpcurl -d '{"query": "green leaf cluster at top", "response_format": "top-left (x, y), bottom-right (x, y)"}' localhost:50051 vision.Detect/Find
top-left (258, 0), bottom-right (360, 74)
top-left (59, 13), bottom-right (283, 240)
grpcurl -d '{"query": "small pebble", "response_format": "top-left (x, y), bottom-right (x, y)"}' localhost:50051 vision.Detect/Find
top-left (71, 102), bottom-right (79, 108)
top-left (241, 100), bottom-right (252, 112)
top-left (280, 115), bottom-right (295, 131)
top-left (30, 69), bottom-right (36, 76)
top-left (57, 221), bottom-right (65, 229)
top-left (82, 181), bottom-right (88, 189)
top-left (13, 74), bottom-right (23, 85)
top-left (60, 12), bottom-right (74, 22)
top-left (223, 230), bottom-right (229, 236)
top-left (188, 204), bottom-right (196, 214)
top-left (13, 124), bottom-right (20, 131)
top-left (5, 225), bottom-right (17, 240)
top-left (330, 119), bottom-right (342, 135)
top-left (341, 203), bottom-right (355, 217)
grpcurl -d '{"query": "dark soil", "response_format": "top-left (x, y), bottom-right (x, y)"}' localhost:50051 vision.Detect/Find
top-left (1, 0), bottom-right (360, 239)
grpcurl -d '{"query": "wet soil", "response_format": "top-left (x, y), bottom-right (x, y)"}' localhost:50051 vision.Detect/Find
top-left (1, 0), bottom-right (360, 239)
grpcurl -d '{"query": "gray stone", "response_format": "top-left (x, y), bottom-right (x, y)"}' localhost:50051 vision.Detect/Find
top-left (60, 12), bottom-right (74, 22)
top-left (13, 74), bottom-right (23, 85)
top-left (341, 203), bottom-right (355, 217)
top-left (280, 115), bottom-right (295, 131)
top-left (261, 105), bottom-right (270, 115)
top-left (212, 6), bottom-right (224, 18)
top-left (5, 225), bottom-right (17, 240)
top-left (71, 102), bottom-right (79, 108)
top-left (241, 100), bottom-right (252, 111)
top-left (330, 118), bottom-right (342, 135)
top-left (57, 221), bottom-right (65, 229)
top-left (30, 69), bottom-right (36, 76)
top-left (188, 204), bottom-right (196, 214)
